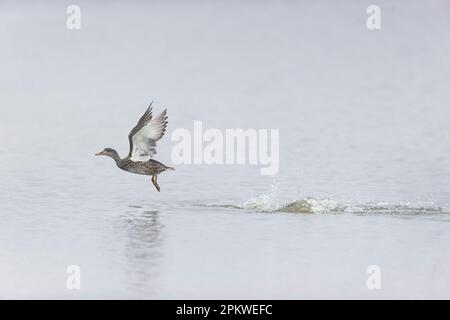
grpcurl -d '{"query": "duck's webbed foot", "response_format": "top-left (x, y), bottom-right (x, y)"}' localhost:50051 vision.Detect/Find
top-left (151, 175), bottom-right (160, 192)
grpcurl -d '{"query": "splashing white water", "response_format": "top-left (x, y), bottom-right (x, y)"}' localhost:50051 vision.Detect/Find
top-left (236, 188), bottom-right (449, 216)
top-left (198, 184), bottom-right (450, 216)
top-left (280, 197), bottom-right (341, 213)
top-left (238, 184), bottom-right (340, 214)
top-left (241, 184), bottom-right (281, 212)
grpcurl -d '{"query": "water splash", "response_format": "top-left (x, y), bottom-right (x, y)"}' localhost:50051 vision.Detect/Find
top-left (239, 194), bottom-right (342, 214)
top-left (217, 189), bottom-right (450, 216)
top-left (196, 184), bottom-right (450, 217)
top-left (235, 182), bottom-right (341, 213)
top-left (280, 197), bottom-right (342, 213)
top-left (241, 184), bottom-right (281, 212)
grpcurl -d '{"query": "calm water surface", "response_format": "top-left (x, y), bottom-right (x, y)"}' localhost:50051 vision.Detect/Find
top-left (0, 1), bottom-right (450, 298)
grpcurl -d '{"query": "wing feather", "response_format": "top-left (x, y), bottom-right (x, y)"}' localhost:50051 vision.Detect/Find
top-left (128, 102), bottom-right (153, 157)
top-left (129, 106), bottom-right (168, 161)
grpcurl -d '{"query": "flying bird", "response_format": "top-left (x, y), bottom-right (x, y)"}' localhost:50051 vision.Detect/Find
top-left (95, 102), bottom-right (174, 192)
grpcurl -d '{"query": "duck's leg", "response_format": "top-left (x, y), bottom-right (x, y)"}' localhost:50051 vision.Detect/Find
top-left (151, 175), bottom-right (160, 192)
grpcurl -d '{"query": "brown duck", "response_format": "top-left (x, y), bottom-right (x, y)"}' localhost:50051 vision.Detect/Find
top-left (95, 102), bottom-right (174, 192)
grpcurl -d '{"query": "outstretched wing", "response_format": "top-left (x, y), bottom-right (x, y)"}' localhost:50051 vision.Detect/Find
top-left (128, 103), bottom-right (168, 161)
top-left (128, 103), bottom-right (153, 154)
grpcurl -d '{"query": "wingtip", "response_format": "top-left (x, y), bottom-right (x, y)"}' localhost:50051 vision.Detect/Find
top-left (157, 108), bottom-right (168, 119)
top-left (146, 101), bottom-right (154, 113)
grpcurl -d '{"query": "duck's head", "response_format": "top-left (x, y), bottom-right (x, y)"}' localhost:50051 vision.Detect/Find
top-left (95, 148), bottom-right (118, 158)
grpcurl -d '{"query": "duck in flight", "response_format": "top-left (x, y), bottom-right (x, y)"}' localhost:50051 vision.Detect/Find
top-left (95, 102), bottom-right (174, 192)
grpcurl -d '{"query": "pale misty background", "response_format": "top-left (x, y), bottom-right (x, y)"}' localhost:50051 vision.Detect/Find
top-left (0, 0), bottom-right (449, 299)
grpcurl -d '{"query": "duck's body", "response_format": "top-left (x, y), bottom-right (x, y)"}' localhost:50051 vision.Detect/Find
top-left (120, 158), bottom-right (173, 176)
top-left (96, 102), bottom-right (174, 192)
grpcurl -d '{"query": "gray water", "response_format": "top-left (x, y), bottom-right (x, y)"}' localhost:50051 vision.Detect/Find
top-left (1, 1), bottom-right (450, 299)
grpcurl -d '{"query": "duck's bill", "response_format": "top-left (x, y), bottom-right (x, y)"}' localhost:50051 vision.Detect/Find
top-left (95, 152), bottom-right (104, 156)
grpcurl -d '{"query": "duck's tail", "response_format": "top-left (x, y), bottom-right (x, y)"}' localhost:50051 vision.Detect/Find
top-left (165, 165), bottom-right (175, 171)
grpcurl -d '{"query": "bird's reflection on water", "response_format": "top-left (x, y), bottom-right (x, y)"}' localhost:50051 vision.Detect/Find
top-left (117, 209), bottom-right (163, 297)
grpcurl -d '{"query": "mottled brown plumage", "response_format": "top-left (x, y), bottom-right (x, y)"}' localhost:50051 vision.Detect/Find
top-left (95, 103), bottom-right (174, 192)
